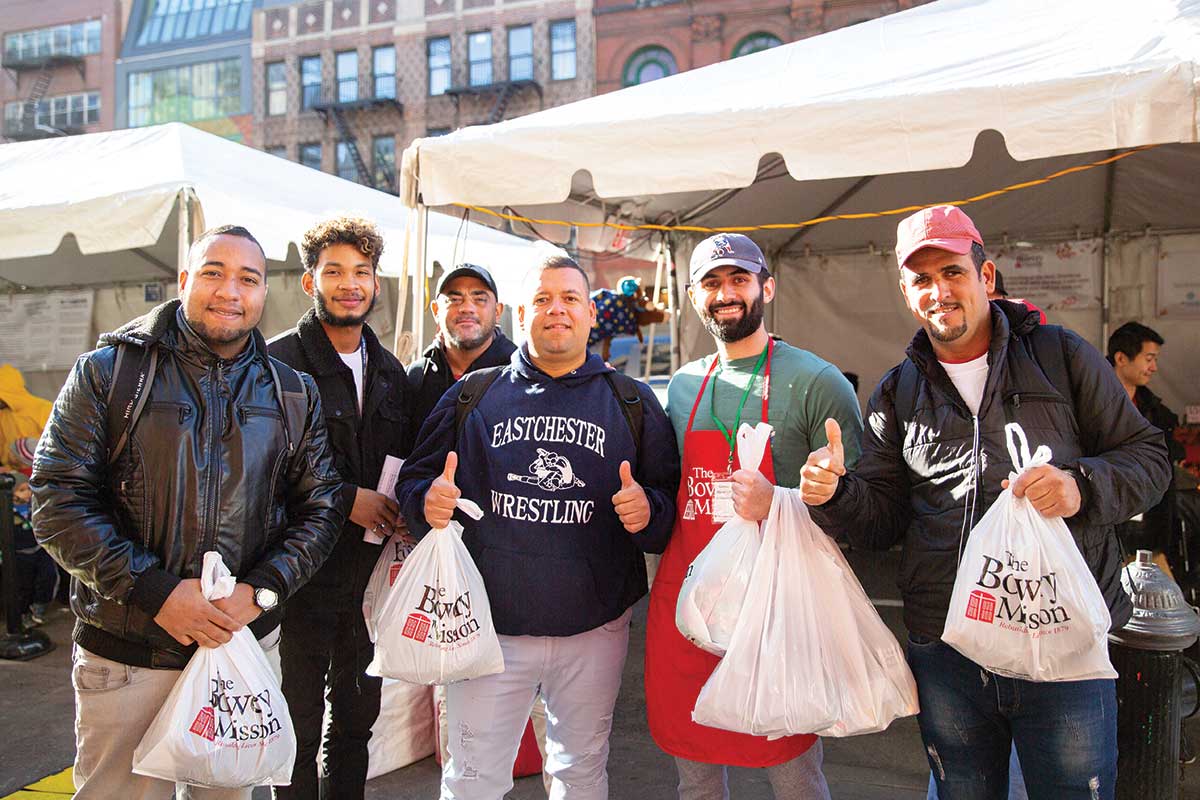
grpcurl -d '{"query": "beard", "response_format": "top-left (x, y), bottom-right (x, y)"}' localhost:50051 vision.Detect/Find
top-left (700, 294), bottom-right (765, 343)
top-left (445, 315), bottom-right (495, 351)
top-left (924, 304), bottom-right (967, 343)
top-left (314, 287), bottom-right (377, 328)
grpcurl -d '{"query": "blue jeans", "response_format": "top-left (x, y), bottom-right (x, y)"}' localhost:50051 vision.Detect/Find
top-left (907, 635), bottom-right (1115, 800)
top-left (927, 746), bottom-right (1027, 800)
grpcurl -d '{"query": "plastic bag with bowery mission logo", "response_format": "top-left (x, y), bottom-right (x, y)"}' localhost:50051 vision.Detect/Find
top-left (941, 423), bottom-right (1116, 682)
top-left (363, 527), bottom-right (418, 643)
top-left (367, 498), bottom-right (505, 685)
top-left (675, 421), bottom-right (772, 656)
top-left (132, 552), bottom-right (296, 788)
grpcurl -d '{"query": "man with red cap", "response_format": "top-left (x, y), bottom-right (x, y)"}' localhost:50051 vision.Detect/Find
top-left (798, 204), bottom-right (1170, 800)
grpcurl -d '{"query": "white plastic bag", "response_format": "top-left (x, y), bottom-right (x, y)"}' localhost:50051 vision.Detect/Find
top-left (133, 552), bottom-right (296, 788)
top-left (367, 498), bottom-right (505, 685)
top-left (363, 528), bottom-right (418, 642)
top-left (676, 422), bottom-right (772, 655)
top-left (693, 488), bottom-right (919, 738)
top-left (942, 423), bottom-right (1116, 682)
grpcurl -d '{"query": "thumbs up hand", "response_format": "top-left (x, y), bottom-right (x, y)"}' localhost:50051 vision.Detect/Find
top-left (612, 460), bottom-right (651, 534)
top-left (800, 418), bottom-right (847, 506)
top-left (425, 451), bottom-right (462, 529)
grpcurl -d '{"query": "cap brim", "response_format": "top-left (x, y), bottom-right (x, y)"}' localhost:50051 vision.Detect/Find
top-left (897, 237), bottom-right (976, 268)
top-left (690, 257), bottom-right (766, 283)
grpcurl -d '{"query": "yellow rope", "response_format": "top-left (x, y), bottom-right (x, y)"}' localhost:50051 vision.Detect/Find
top-left (450, 145), bottom-right (1158, 234)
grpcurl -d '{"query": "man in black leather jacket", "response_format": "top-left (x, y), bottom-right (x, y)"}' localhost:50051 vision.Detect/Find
top-left (268, 217), bottom-right (412, 800)
top-left (31, 225), bottom-right (343, 800)
top-left (800, 206), bottom-right (1169, 800)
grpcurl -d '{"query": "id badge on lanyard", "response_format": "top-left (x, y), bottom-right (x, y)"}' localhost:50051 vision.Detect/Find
top-left (710, 480), bottom-right (735, 524)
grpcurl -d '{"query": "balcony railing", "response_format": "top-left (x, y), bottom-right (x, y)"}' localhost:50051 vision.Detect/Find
top-left (306, 82), bottom-right (402, 112)
top-left (3, 117), bottom-right (82, 140)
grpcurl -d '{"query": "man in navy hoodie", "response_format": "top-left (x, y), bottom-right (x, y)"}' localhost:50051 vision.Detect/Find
top-left (396, 250), bottom-right (679, 800)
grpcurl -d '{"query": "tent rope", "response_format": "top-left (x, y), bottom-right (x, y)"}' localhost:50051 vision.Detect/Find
top-left (449, 145), bottom-right (1159, 234)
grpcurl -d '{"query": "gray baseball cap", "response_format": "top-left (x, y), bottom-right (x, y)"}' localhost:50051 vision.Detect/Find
top-left (689, 233), bottom-right (768, 284)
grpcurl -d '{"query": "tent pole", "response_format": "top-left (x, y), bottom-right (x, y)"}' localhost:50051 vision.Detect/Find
top-left (667, 237), bottom-right (680, 374)
top-left (393, 202), bottom-right (419, 360)
top-left (1100, 155), bottom-right (1118, 346)
top-left (642, 237), bottom-right (666, 379)
top-left (414, 205), bottom-right (429, 353)
top-left (176, 190), bottom-right (192, 278)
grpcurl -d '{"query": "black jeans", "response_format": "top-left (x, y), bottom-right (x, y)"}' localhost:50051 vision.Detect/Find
top-left (275, 589), bottom-right (382, 800)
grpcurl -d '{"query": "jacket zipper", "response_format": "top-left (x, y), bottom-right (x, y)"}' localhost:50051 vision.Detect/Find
top-left (204, 361), bottom-right (223, 561)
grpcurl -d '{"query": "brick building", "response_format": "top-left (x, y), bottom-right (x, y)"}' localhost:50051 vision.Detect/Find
top-left (1, 0), bottom-right (125, 141)
top-left (595, 0), bottom-right (932, 94)
top-left (252, 0), bottom-right (594, 193)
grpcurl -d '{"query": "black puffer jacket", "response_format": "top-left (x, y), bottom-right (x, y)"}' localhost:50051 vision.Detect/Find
top-left (268, 309), bottom-right (412, 604)
top-left (31, 301), bottom-right (344, 668)
top-left (811, 302), bottom-right (1171, 639)
top-left (405, 329), bottom-right (515, 434)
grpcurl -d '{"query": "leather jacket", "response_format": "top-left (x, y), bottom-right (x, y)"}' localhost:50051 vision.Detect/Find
top-left (31, 300), bottom-right (344, 668)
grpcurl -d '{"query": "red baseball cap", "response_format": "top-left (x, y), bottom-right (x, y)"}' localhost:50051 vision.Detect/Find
top-left (895, 204), bottom-right (984, 268)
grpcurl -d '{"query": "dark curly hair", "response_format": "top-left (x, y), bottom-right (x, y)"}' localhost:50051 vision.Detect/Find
top-left (301, 216), bottom-right (384, 273)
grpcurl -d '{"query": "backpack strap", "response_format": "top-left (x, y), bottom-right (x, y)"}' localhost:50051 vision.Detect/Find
top-left (891, 359), bottom-right (921, 428)
top-left (105, 343), bottom-right (158, 465)
top-left (603, 371), bottom-right (644, 462)
top-left (267, 357), bottom-right (309, 455)
top-left (454, 366), bottom-right (506, 440)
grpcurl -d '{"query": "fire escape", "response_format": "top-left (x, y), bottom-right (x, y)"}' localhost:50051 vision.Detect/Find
top-left (444, 78), bottom-right (542, 127)
top-left (2, 50), bottom-right (86, 141)
top-left (310, 77), bottom-right (402, 193)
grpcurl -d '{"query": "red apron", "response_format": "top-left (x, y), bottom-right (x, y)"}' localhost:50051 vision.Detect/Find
top-left (645, 340), bottom-right (816, 766)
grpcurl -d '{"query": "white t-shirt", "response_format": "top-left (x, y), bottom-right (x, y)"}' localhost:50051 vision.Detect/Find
top-left (940, 353), bottom-right (989, 416)
top-left (339, 348), bottom-right (365, 412)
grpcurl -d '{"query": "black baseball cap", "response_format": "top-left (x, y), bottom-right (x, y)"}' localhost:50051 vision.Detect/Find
top-left (436, 263), bottom-right (498, 298)
top-left (689, 233), bottom-right (768, 285)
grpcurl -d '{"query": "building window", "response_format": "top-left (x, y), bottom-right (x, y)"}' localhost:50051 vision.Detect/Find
top-left (427, 37), bottom-right (451, 96)
top-left (301, 55), bottom-right (321, 109)
top-left (732, 32), bottom-right (782, 58)
top-left (336, 50), bottom-right (358, 103)
top-left (265, 145), bottom-right (286, 158)
top-left (7, 91), bottom-right (100, 130)
top-left (299, 142), bottom-right (321, 170)
top-left (373, 135), bottom-right (396, 191)
top-left (4, 20), bottom-right (102, 64)
top-left (468, 31), bottom-right (492, 87)
top-left (507, 25), bottom-right (532, 82)
top-left (135, 0), bottom-right (253, 47)
top-left (336, 141), bottom-right (360, 182)
top-left (622, 46), bottom-right (677, 86)
top-left (550, 20), bottom-right (576, 81)
top-left (266, 61), bottom-right (286, 115)
top-left (373, 46), bottom-right (396, 100)
top-left (127, 59), bottom-right (240, 126)
top-left (427, 127), bottom-right (451, 137)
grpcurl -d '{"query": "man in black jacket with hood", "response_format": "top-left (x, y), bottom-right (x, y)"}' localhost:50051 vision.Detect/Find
top-left (32, 225), bottom-right (343, 800)
top-left (268, 216), bottom-right (412, 800)
top-left (407, 263), bottom-right (515, 427)
top-left (800, 205), bottom-right (1170, 800)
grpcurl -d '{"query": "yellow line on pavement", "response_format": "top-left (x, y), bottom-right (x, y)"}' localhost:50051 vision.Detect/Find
top-left (0, 767), bottom-right (74, 799)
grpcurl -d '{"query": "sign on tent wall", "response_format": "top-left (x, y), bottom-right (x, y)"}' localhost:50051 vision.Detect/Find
top-left (0, 290), bottom-right (94, 372)
top-left (1156, 235), bottom-right (1200, 318)
top-left (992, 239), bottom-right (1102, 311)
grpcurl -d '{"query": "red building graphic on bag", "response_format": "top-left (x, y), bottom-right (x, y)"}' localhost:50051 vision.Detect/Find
top-left (402, 612), bottom-right (432, 642)
top-left (189, 706), bottom-right (216, 741)
top-left (389, 562), bottom-right (404, 586)
top-left (966, 590), bottom-right (997, 623)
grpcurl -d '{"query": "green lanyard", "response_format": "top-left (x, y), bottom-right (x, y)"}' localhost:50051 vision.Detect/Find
top-left (709, 344), bottom-right (769, 468)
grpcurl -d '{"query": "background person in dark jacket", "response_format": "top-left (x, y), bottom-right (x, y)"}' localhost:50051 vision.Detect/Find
top-left (1106, 321), bottom-right (1184, 564)
top-left (396, 251), bottom-right (679, 800)
top-left (407, 263), bottom-right (515, 427)
top-left (31, 225), bottom-right (343, 800)
top-left (268, 217), bottom-right (412, 800)
top-left (800, 205), bottom-right (1170, 800)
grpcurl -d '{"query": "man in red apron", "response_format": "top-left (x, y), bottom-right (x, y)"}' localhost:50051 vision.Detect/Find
top-left (645, 233), bottom-right (864, 799)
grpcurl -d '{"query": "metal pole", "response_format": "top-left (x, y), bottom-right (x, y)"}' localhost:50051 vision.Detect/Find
top-left (642, 238), bottom-right (666, 380)
top-left (414, 205), bottom-right (429, 352)
top-left (666, 238), bottom-right (680, 374)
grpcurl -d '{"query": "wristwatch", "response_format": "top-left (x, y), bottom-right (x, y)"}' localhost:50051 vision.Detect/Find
top-left (253, 586), bottom-right (279, 612)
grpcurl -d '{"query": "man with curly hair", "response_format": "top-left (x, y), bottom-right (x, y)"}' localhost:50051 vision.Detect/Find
top-left (269, 216), bottom-right (413, 800)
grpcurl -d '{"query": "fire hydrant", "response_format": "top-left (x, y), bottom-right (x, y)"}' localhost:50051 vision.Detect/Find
top-left (1110, 550), bottom-right (1200, 800)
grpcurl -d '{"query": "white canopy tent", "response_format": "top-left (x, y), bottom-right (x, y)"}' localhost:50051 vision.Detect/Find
top-left (400, 0), bottom-right (1200, 413)
top-left (0, 123), bottom-right (535, 395)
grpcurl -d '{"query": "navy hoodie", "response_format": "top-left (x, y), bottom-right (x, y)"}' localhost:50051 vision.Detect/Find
top-left (396, 346), bottom-right (679, 637)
